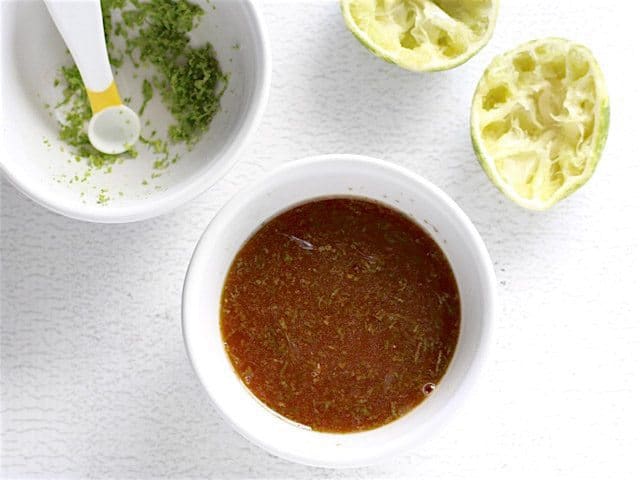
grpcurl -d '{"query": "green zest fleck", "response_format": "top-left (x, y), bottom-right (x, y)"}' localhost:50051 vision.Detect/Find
top-left (97, 189), bottom-right (111, 205)
top-left (139, 79), bottom-right (153, 115)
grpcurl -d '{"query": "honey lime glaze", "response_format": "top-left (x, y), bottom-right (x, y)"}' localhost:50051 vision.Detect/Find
top-left (221, 198), bottom-right (460, 432)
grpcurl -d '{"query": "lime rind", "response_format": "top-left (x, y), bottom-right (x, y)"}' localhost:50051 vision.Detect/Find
top-left (341, 0), bottom-right (499, 72)
top-left (471, 38), bottom-right (609, 210)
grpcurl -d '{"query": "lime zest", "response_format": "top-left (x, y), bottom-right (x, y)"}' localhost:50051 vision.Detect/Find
top-left (139, 79), bottom-right (153, 115)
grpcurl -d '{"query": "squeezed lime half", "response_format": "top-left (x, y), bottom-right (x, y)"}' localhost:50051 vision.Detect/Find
top-left (471, 38), bottom-right (609, 210)
top-left (341, 0), bottom-right (499, 72)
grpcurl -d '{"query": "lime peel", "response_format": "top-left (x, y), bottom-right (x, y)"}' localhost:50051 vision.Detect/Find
top-left (471, 38), bottom-right (609, 210)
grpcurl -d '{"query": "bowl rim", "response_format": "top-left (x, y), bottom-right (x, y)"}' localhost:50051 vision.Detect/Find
top-left (0, 0), bottom-right (271, 223)
top-left (182, 154), bottom-right (497, 467)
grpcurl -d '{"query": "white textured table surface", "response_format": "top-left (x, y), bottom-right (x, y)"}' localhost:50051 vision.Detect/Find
top-left (2, 0), bottom-right (640, 478)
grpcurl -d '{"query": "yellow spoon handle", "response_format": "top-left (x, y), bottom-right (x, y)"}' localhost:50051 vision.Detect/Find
top-left (87, 81), bottom-right (123, 114)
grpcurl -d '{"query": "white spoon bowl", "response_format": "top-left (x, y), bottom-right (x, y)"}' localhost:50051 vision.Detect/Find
top-left (88, 105), bottom-right (141, 155)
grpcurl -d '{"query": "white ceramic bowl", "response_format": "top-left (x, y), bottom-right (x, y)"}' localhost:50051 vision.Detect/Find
top-left (182, 154), bottom-right (496, 467)
top-left (0, 0), bottom-right (270, 222)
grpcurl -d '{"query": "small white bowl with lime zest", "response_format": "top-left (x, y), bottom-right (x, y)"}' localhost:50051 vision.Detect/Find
top-left (182, 154), bottom-right (496, 467)
top-left (0, 0), bottom-right (270, 223)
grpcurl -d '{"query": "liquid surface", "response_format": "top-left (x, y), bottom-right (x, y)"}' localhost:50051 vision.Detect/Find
top-left (220, 198), bottom-right (460, 432)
